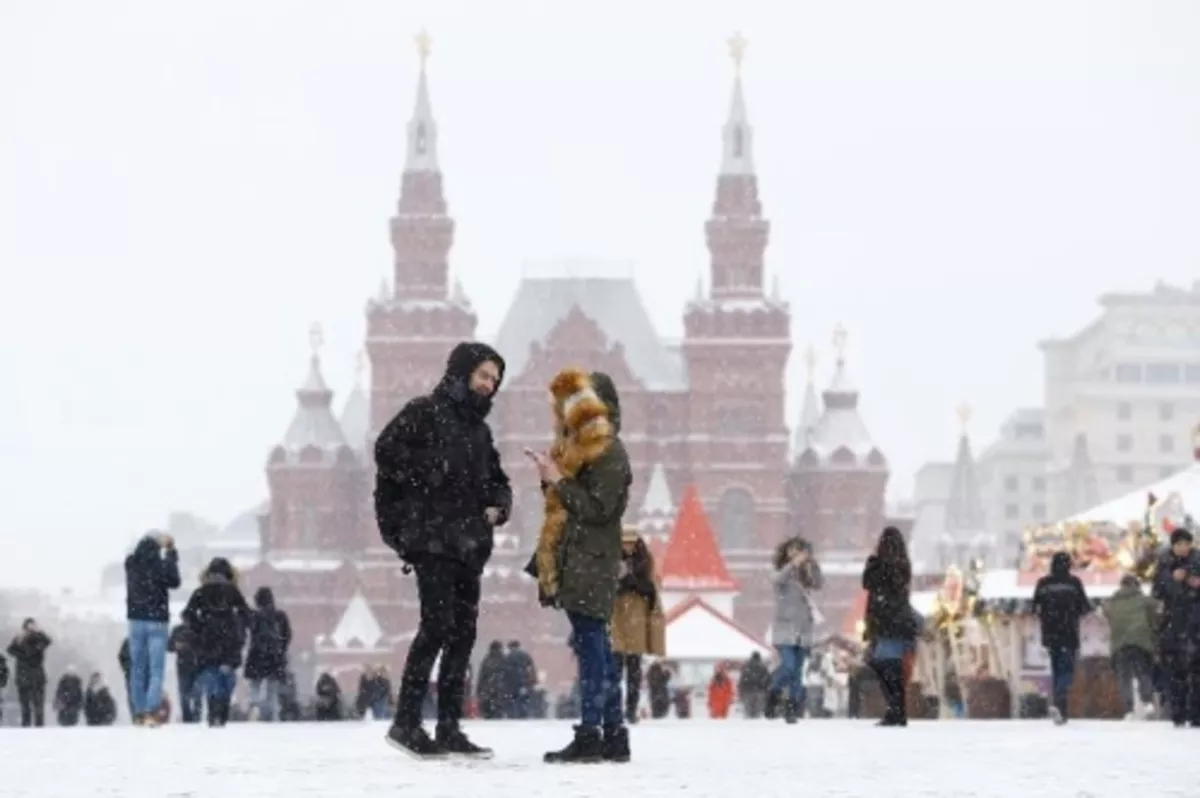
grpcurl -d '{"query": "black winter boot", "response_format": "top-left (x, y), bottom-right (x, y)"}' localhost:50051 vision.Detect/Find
top-left (385, 723), bottom-right (445, 759)
top-left (783, 698), bottom-right (798, 724)
top-left (544, 725), bottom-right (604, 764)
top-left (602, 725), bottom-right (630, 763)
top-left (435, 722), bottom-right (493, 760)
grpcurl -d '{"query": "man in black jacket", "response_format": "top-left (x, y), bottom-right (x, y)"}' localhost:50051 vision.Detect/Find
top-left (1152, 528), bottom-right (1200, 726)
top-left (1031, 551), bottom-right (1092, 724)
top-left (124, 532), bottom-right (181, 726)
top-left (376, 341), bottom-right (512, 759)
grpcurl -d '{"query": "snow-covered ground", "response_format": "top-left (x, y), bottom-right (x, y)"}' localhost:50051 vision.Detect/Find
top-left (3, 718), bottom-right (1195, 797)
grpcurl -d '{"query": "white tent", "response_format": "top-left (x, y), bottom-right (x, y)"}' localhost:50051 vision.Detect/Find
top-left (1064, 463), bottom-right (1200, 526)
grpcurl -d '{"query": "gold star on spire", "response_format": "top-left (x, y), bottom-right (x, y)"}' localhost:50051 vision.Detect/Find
top-left (804, 345), bottom-right (817, 381)
top-left (309, 322), bottom-right (324, 357)
top-left (957, 402), bottom-right (973, 432)
top-left (832, 323), bottom-right (848, 361)
top-left (415, 29), bottom-right (431, 70)
top-left (727, 31), bottom-right (748, 76)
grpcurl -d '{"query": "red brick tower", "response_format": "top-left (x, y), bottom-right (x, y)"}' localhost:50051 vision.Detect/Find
top-left (682, 34), bottom-right (792, 564)
top-left (366, 32), bottom-right (477, 437)
top-left (263, 324), bottom-right (369, 557)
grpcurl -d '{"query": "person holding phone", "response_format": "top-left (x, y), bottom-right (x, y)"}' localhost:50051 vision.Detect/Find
top-left (526, 368), bottom-right (632, 764)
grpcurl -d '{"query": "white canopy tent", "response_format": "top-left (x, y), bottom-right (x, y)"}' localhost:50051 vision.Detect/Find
top-left (1064, 463), bottom-right (1200, 526)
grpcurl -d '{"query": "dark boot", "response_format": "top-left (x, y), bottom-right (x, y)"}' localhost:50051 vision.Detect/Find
top-left (783, 698), bottom-right (798, 725)
top-left (764, 689), bottom-right (780, 719)
top-left (602, 725), bottom-right (630, 763)
top-left (385, 723), bottom-right (445, 760)
top-left (544, 725), bottom-right (604, 764)
top-left (435, 722), bottom-right (493, 760)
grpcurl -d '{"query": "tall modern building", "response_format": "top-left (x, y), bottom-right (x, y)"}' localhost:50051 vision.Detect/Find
top-left (1040, 281), bottom-right (1200, 518)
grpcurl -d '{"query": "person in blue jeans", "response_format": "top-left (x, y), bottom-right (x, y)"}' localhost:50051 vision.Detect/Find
top-left (182, 557), bottom-right (250, 728)
top-left (862, 527), bottom-right (919, 727)
top-left (1032, 551), bottom-right (1092, 725)
top-left (525, 369), bottom-right (632, 763)
top-left (123, 533), bottom-right (181, 726)
top-left (769, 537), bottom-right (824, 723)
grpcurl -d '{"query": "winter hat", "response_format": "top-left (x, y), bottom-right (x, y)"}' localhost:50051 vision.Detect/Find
top-left (1170, 528), bottom-right (1194, 546)
top-left (549, 367), bottom-right (610, 434)
top-left (621, 525), bottom-right (641, 544)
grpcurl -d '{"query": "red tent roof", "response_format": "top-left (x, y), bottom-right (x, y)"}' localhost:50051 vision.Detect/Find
top-left (658, 486), bottom-right (738, 592)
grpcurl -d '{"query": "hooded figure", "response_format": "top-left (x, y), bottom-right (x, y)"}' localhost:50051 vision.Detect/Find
top-left (1031, 551), bottom-right (1092, 723)
top-left (376, 342), bottom-right (512, 760)
top-left (244, 586), bottom-right (293, 721)
top-left (182, 557), bottom-right (251, 727)
top-left (534, 370), bottom-right (633, 765)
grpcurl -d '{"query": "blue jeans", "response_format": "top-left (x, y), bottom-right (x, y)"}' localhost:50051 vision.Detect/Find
top-left (179, 670), bottom-right (202, 723)
top-left (127, 620), bottom-right (168, 717)
top-left (371, 698), bottom-right (389, 720)
top-left (567, 612), bottom-right (623, 730)
top-left (1048, 646), bottom-right (1077, 713)
top-left (248, 678), bottom-right (279, 721)
top-left (770, 644), bottom-right (808, 704)
top-left (198, 667), bottom-right (238, 704)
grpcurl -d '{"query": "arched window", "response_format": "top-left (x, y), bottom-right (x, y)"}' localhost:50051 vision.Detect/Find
top-left (717, 487), bottom-right (755, 549)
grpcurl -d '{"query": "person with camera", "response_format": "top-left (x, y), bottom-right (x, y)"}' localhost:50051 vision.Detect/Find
top-left (6, 618), bottom-right (52, 727)
top-left (769, 536), bottom-right (824, 723)
top-left (124, 531), bottom-right (182, 726)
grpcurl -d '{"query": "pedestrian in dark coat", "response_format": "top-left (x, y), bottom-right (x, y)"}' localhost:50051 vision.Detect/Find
top-left (0, 652), bottom-right (8, 724)
top-left (168, 623), bottom-right (201, 723)
top-left (124, 532), bottom-right (181, 725)
top-left (7, 618), bottom-right (52, 727)
top-left (528, 369), bottom-right (632, 764)
top-left (84, 673), bottom-right (117, 726)
top-left (862, 527), bottom-right (918, 727)
top-left (315, 672), bottom-right (342, 721)
top-left (475, 641), bottom-right (509, 719)
top-left (53, 667), bottom-right (84, 726)
top-left (181, 557), bottom-right (250, 727)
top-left (375, 341), bottom-right (511, 759)
top-left (244, 586), bottom-right (292, 722)
top-left (1152, 528), bottom-right (1200, 726)
top-left (1032, 551), bottom-right (1092, 724)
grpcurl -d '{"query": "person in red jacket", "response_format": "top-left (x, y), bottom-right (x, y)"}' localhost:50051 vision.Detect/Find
top-left (708, 665), bottom-right (735, 719)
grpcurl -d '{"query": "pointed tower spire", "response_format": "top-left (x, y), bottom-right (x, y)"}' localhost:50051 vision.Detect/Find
top-left (406, 30), bottom-right (439, 173)
top-left (704, 32), bottom-right (768, 300)
top-left (637, 463), bottom-right (676, 540)
top-left (281, 324), bottom-right (348, 455)
top-left (339, 349), bottom-right (370, 455)
top-left (802, 324), bottom-right (884, 468)
top-left (721, 31), bottom-right (755, 176)
top-left (942, 403), bottom-right (988, 567)
top-left (658, 486), bottom-right (740, 617)
top-left (1061, 432), bottom-right (1099, 516)
top-left (793, 345), bottom-right (821, 456)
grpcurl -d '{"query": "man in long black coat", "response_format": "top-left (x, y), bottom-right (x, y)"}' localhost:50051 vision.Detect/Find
top-left (375, 341), bottom-right (512, 759)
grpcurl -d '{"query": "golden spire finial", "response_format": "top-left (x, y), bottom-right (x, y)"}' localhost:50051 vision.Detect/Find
top-left (727, 31), bottom-right (748, 76)
top-left (832, 323), bottom-right (848, 361)
top-left (415, 29), bottom-right (431, 70)
top-left (804, 345), bottom-right (817, 380)
top-left (957, 402), bottom-right (972, 432)
top-left (309, 322), bottom-right (324, 358)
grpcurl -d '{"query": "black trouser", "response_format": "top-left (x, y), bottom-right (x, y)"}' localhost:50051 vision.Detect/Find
top-left (18, 681), bottom-right (46, 727)
top-left (1112, 645), bottom-right (1155, 713)
top-left (1161, 642), bottom-right (1200, 725)
top-left (395, 556), bottom-right (480, 729)
top-left (614, 653), bottom-right (642, 720)
top-left (870, 659), bottom-right (906, 722)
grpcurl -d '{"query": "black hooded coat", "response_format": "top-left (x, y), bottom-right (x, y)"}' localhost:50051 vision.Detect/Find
top-left (374, 341), bottom-right (513, 572)
top-left (244, 587), bottom-right (293, 681)
top-left (1031, 552), bottom-right (1092, 650)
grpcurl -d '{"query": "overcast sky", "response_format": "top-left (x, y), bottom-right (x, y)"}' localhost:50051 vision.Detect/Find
top-left (2, 0), bottom-right (1199, 591)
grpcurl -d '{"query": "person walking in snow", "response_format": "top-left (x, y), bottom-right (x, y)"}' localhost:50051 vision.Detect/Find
top-left (769, 536), bottom-right (824, 724)
top-left (862, 527), bottom-right (918, 727)
top-left (1103, 573), bottom-right (1159, 719)
top-left (53, 666), bottom-right (84, 726)
top-left (375, 342), bottom-right (512, 759)
top-left (610, 526), bottom-right (665, 724)
top-left (244, 586), bottom-right (292, 722)
top-left (1152, 528), bottom-right (1200, 726)
top-left (1031, 551), bottom-right (1092, 725)
top-left (84, 672), bottom-right (117, 726)
top-left (7, 618), bottom-right (52, 727)
top-left (181, 557), bottom-right (250, 727)
top-left (526, 369), bottom-right (632, 763)
top-left (123, 532), bottom-right (181, 726)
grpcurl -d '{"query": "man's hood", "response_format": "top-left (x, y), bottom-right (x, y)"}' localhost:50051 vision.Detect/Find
top-left (1050, 551), bottom-right (1072, 577)
top-left (589, 371), bottom-right (621, 434)
top-left (434, 341), bottom-right (506, 420)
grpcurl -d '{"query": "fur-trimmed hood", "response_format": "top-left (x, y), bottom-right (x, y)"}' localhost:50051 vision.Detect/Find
top-left (589, 371), bottom-right (621, 434)
top-left (549, 367), bottom-right (612, 438)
